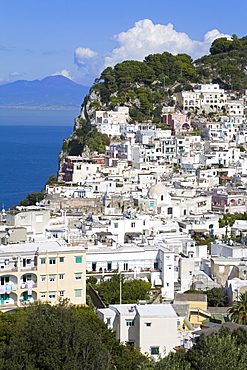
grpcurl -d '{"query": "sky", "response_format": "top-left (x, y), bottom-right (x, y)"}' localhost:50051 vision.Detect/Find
top-left (1, 0), bottom-right (247, 87)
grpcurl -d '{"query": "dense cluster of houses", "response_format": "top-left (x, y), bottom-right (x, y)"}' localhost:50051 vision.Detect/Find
top-left (1, 83), bottom-right (247, 356)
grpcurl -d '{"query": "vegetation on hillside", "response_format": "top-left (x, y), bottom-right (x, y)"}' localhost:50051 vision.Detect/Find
top-left (195, 35), bottom-right (247, 90)
top-left (91, 35), bottom-right (247, 121)
top-left (1, 302), bottom-right (247, 369)
top-left (62, 118), bottom-right (110, 156)
top-left (0, 301), bottom-right (149, 370)
top-left (87, 273), bottom-right (151, 305)
top-left (62, 34), bottom-right (247, 157)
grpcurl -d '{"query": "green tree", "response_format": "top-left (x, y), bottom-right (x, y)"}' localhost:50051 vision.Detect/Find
top-left (1, 301), bottom-right (149, 370)
top-left (95, 274), bottom-right (151, 305)
top-left (46, 174), bottom-right (57, 185)
top-left (187, 328), bottom-right (243, 370)
top-left (218, 213), bottom-right (236, 238)
top-left (210, 37), bottom-right (233, 55)
top-left (229, 291), bottom-right (247, 325)
top-left (205, 287), bottom-right (226, 307)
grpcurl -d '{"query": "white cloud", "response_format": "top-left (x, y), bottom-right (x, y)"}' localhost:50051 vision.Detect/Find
top-left (74, 47), bottom-right (101, 84)
top-left (9, 72), bottom-right (22, 77)
top-left (51, 69), bottom-right (73, 80)
top-left (203, 29), bottom-right (231, 44)
top-left (74, 47), bottom-right (98, 68)
top-left (103, 19), bottom-right (231, 67)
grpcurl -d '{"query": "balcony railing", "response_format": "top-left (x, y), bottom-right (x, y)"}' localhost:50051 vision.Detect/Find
top-left (20, 282), bottom-right (37, 289)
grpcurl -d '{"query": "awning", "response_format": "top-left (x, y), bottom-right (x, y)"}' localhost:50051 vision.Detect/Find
top-left (193, 228), bottom-right (209, 233)
top-left (125, 232), bottom-right (142, 237)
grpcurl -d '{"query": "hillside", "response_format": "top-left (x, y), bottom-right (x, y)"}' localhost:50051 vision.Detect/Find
top-left (60, 35), bottom-right (247, 157)
top-left (0, 75), bottom-right (89, 109)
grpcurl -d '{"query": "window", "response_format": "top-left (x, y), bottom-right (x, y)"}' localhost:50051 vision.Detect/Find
top-left (49, 258), bottom-right (56, 265)
top-left (92, 262), bottom-right (97, 271)
top-left (26, 259), bottom-right (31, 265)
top-left (59, 274), bottom-right (64, 280)
top-left (75, 256), bottom-right (82, 264)
top-left (75, 289), bottom-right (82, 297)
top-left (49, 292), bottom-right (56, 299)
top-left (106, 318), bottom-right (111, 326)
top-left (41, 276), bottom-right (46, 282)
top-left (146, 322), bottom-right (152, 327)
top-left (49, 275), bottom-right (56, 282)
top-left (151, 347), bottom-right (159, 355)
top-left (59, 291), bottom-right (64, 297)
top-left (131, 222), bottom-right (135, 228)
top-left (40, 258), bottom-right (46, 265)
top-left (75, 273), bottom-right (82, 280)
top-left (126, 320), bottom-right (134, 327)
top-left (167, 207), bottom-right (173, 215)
top-left (59, 257), bottom-right (64, 263)
top-left (124, 263), bottom-right (128, 271)
top-left (154, 262), bottom-right (158, 270)
top-left (35, 213), bottom-right (43, 223)
top-left (114, 223), bottom-right (118, 228)
top-left (40, 292), bottom-right (46, 298)
top-left (107, 262), bottom-right (112, 271)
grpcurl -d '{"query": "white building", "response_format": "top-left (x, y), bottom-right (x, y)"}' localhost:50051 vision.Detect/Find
top-left (97, 303), bottom-right (179, 357)
top-left (85, 243), bottom-right (175, 298)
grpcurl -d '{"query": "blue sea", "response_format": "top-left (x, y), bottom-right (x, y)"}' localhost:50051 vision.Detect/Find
top-left (0, 108), bottom-right (79, 210)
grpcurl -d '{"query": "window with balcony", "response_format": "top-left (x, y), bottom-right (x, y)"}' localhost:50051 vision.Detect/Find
top-left (49, 275), bottom-right (56, 282)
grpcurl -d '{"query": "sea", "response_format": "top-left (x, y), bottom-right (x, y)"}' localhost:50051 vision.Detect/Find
top-left (0, 108), bottom-right (79, 210)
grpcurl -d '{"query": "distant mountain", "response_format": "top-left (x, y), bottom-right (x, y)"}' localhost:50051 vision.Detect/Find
top-left (0, 75), bottom-right (89, 109)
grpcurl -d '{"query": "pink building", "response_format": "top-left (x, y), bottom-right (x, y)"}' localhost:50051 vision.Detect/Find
top-left (163, 113), bottom-right (191, 133)
top-left (212, 191), bottom-right (247, 214)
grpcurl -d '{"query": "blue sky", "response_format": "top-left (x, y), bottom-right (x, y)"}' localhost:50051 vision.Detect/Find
top-left (1, 0), bottom-right (247, 86)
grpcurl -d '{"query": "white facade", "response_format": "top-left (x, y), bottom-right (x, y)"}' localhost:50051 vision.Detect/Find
top-left (97, 303), bottom-right (179, 356)
top-left (85, 244), bottom-right (175, 297)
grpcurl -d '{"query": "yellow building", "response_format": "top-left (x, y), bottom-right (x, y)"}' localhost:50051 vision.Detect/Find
top-left (174, 293), bottom-right (211, 327)
top-left (0, 240), bottom-right (86, 310)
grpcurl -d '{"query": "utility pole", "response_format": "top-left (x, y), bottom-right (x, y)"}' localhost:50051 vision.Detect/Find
top-left (119, 272), bottom-right (122, 304)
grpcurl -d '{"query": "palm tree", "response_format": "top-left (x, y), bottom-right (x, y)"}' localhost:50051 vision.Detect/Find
top-left (229, 291), bottom-right (247, 325)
